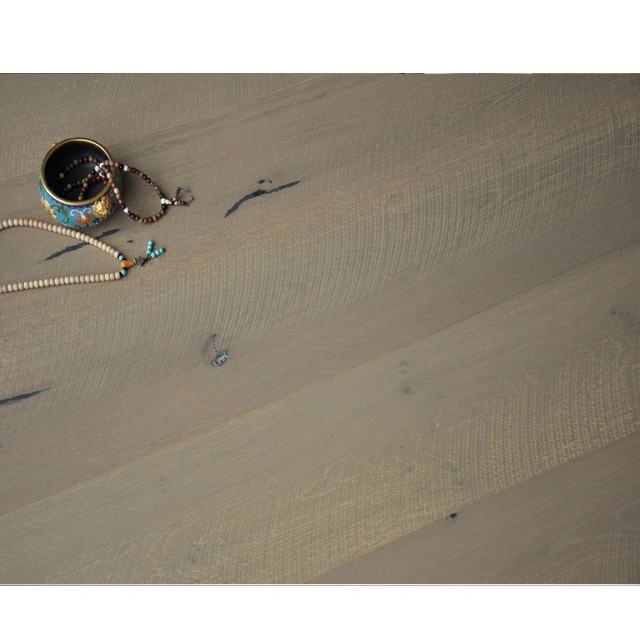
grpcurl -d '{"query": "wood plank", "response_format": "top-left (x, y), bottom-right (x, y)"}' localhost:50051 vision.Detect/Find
top-left (309, 433), bottom-right (640, 584)
top-left (3, 75), bottom-right (639, 272)
top-left (0, 73), bottom-right (319, 182)
top-left (1, 246), bottom-right (637, 583)
top-left (1, 75), bottom-right (639, 513)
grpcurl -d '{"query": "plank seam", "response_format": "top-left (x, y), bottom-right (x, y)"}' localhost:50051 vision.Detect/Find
top-left (301, 430), bottom-right (640, 584)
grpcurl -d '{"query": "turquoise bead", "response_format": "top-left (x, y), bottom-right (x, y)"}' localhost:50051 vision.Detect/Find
top-left (158, 247), bottom-right (164, 254)
top-left (120, 269), bottom-right (127, 276)
top-left (118, 254), bottom-right (124, 261)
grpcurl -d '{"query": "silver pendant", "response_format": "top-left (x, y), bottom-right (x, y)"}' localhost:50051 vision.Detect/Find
top-left (210, 334), bottom-right (229, 366)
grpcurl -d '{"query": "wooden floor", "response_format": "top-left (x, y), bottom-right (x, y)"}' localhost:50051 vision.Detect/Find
top-left (0, 74), bottom-right (638, 584)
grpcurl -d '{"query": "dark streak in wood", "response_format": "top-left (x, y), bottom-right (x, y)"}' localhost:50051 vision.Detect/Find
top-left (0, 388), bottom-right (49, 407)
top-left (43, 228), bottom-right (120, 261)
top-left (225, 181), bottom-right (300, 217)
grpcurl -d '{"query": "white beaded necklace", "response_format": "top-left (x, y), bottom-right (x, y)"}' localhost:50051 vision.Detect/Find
top-left (1, 217), bottom-right (163, 294)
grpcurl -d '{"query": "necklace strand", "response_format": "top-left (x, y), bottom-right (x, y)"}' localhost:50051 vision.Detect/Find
top-left (54, 157), bottom-right (193, 223)
top-left (1, 217), bottom-right (164, 294)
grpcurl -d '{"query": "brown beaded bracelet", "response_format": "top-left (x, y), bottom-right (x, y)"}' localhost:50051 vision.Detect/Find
top-left (55, 154), bottom-right (102, 201)
top-left (97, 160), bottom-right (194, 224)
top-left (55, 157), bottom-right (194, 223)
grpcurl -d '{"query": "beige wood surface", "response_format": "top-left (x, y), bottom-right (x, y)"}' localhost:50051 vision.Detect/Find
top-left (0, 74), bottom-right (319, 182)
top-left (311, 433), bottom-right (640, 584)
top-left (0, 74), bottom-right (638, 583)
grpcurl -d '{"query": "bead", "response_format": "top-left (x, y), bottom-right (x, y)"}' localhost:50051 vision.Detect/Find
top-left (120, 269), bottom-right (127, 276)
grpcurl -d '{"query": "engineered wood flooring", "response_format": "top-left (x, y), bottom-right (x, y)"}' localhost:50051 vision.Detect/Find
top-left (0, 74), bottom-right (638, 583)
top-left (311, 433), bottom-right (640, 584)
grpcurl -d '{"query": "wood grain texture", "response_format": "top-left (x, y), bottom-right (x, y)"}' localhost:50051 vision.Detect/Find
top-left (0, 74), bottom-right (638, 583)
top-left (310, 433), bottom-right (640, 584)
top-left (1, 244), bottom-right (638, 583)
top-left (0, 73), bottom-right (318, 182)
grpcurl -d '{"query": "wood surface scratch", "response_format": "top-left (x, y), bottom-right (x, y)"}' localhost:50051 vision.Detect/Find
top-left (225, 180), bottom-right (300, 217)
top-left (0, 388), bottom-right (49, 407)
